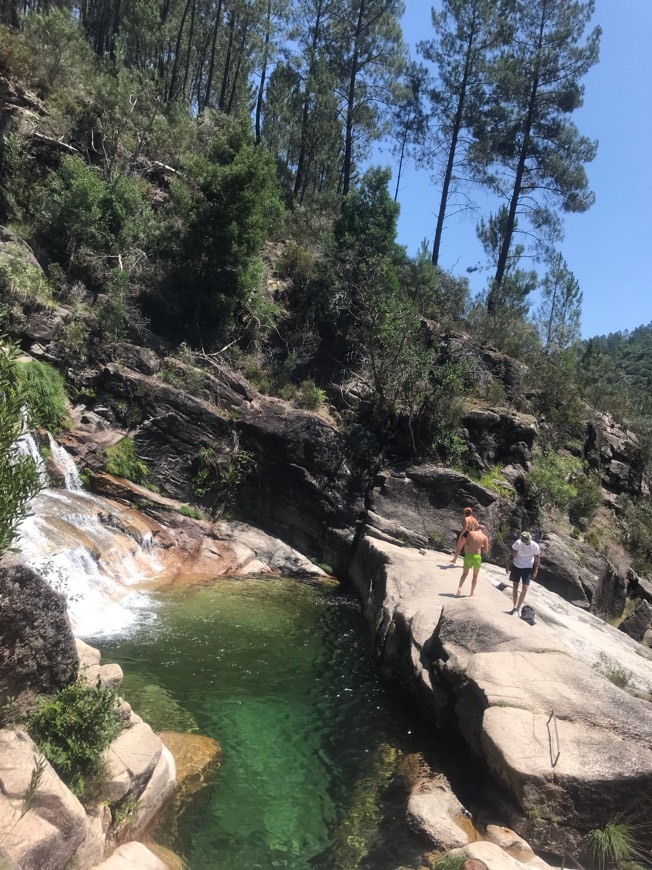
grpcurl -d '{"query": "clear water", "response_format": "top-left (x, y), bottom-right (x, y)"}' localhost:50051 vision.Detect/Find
top-left (98, 576), bottom-right (437, 870)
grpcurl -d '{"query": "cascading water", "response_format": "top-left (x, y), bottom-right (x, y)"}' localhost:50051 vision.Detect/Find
top-left (16, 434), bottom-right (163, 638)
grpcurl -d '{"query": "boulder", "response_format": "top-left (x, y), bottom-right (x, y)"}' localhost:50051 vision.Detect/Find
top-left (0, 729), bottom-right (88, 870)
top-left (93, 842), bottom-right (168, 869)
top-left (619, 600), bottom-right (652, 642)
top-left (348, 534), bottom-right (652, 854)
top-left (115, 745), bottom-right (176, 842)
top-left (367, 465), bottom-right (526, 564)
top-left (76, 640), bottom-right (124, 691)
top-left (0, 556), bottom-right (78, 708)
top-left (461, 408), bottom-right (537, 468)
top-left (112, 343), bottom-right (162, 376)
top-left (406, 775), bottom-right (473, 850)
top-left (73, 804), bottom-right (111, 869)
top-left (158, 731), bottom-right (222, 806)
top-left (445, 841), bottom-right (554, 869)
top-left (102, 719), bottom-right (163, 803)
top-left (534, 533), bottom-right (592, 605)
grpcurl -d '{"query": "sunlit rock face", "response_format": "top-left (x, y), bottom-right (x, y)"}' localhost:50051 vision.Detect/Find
top-left (349, 533), bottom-right (652, 855)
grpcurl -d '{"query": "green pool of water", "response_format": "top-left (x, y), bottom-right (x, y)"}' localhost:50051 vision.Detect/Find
top-left (98, 577), bottom-right (435, 869)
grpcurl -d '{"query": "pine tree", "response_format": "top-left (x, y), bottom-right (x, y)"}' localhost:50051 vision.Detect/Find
top-left (536, 252), bottom-right (582, 352)
top-left (418, 0), bottom-right (508, 266)
top-left (477, 0), bottom-right (600, 313)
top-left (337, 0), bottom-right (406, 195)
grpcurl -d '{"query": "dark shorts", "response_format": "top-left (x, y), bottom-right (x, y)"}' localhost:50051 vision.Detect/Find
top-left (510, 566), bottom-right (533, 586)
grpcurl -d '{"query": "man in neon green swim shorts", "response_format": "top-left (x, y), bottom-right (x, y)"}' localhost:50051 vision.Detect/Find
top-left (450, 526), bottom-right (489, 597)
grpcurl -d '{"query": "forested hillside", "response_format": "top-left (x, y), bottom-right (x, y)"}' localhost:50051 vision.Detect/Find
top-left (0, 0), bottom-right (651, 573)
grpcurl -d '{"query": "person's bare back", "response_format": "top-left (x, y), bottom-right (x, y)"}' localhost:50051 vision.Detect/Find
top-left (463, 528), bottom-right (488, 555)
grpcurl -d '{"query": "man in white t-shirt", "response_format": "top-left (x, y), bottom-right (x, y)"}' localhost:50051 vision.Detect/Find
top-left (506, 531), bottom-right (541, 615)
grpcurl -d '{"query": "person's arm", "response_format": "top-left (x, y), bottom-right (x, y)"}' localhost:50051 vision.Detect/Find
top-left (451, 532), bottom-right (466, 563)
top-left (506, 544), bottom-right (517, 573)
top-left (533, 552), bottom-right (541, 578)
top-left (481, 534), bottom-right (489, 554)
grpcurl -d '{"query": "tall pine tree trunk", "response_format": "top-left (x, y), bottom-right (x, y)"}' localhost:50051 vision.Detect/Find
top-left (294, 0), bottom-right (323, 198)
top-left (202, 0), bottom-right (224, 112)
top-left (255, 0), bottom-right (272, 144)
top-left (168, 0), bottom-right (193, 102)
top-left (431, 44), bottom-right (473, 265)
top-left (342, 0), bottom-right (365, 197)
top-left (488, 11), bottom-right (546, 314)
top-left (218, 11), bottom-right (235, 111)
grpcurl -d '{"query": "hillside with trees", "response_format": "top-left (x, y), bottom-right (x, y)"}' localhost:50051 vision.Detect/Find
top-left (0, 0), bottom-right (650, 575)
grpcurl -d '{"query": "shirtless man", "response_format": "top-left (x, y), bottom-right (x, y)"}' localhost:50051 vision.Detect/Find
top-left (450, 525), bottom-right (489, 597)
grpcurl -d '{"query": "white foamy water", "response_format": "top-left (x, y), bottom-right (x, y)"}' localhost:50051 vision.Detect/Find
top-left (47, 432), bottom-right (82, 490)
top-left (16, 439), bottom-right (164, 638)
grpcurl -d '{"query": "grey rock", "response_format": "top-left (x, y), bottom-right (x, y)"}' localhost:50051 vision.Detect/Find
top-left (619, 600), bottom-right (652, 642)
top-left (349, 534), bottom-right (652, 854)
top-left (112, 343), bottom-right (162, 376)
top-left (0, 557), bottom-right (78, 707)
top-left (367, 464), bottom-right (526, 566)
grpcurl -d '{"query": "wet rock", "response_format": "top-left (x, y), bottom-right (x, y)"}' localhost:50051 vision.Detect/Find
top-left (0, 556), bottom-right (77, 708)
top-left (157, 731), bottom-right (221, 808)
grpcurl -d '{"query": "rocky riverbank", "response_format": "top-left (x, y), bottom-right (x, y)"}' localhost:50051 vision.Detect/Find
top-left (349, 529), bottom-right (652, 863)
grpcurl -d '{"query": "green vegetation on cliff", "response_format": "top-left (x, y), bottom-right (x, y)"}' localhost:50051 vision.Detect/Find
top-left (0, 338), bottom-right (41, 554)
top-left (0, 5), bottom-right (649, 562)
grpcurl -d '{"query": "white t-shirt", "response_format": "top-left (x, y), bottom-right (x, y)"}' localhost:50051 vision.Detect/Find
top-left (511, 539), bottom-right (540, 568)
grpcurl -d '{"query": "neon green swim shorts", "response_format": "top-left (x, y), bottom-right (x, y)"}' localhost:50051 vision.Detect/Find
top-left (463, 553), bottom-right (482, 569)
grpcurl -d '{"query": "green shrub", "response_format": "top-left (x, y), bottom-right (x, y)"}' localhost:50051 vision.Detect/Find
top-left (619, 498), bottom-right (652, 574)
top-left (568, 474), bottom-right (602, 528)
top-left (477, 466), bottom-right (513, 499)
top-left (593, 655), bottom-right (631, 690)
top-left (27, 679), bottom-right (122, 797)
top-left (0, 247), bottom-right (53, 306)
top-left (104, 437), bottom-right (149, 485)
top-left (275, 243), bottom-right (316, 286)
top-left (0, 340), bottom-right (42, 555)
top-left (178, 505), bottom-right (205, 520)
top-left (526, 451), bottom-right (581, 513)
top-left (297, 379), bottom-right (325, 411)
top-left (428, 530), bottom-right (445, 549)
top-left (56, 319), bottom-right (90, 363)
top-left (435, 857), bottom-right (466, 870)
top-left (17, 360), bottom-right (69, 431)
top-left (585, 819), bottom-right (639, 869)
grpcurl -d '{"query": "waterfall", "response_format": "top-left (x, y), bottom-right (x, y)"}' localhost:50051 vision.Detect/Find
top-left (47, 432), bottom-right (82, 490)
top-left (16, 438), bottom-right (164, 639)
top-left (16, 432), bottom-right (48, 485)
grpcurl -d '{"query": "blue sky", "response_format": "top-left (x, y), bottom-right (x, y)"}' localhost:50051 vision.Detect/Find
top-left (377, 1), bottom-right (652, 339)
